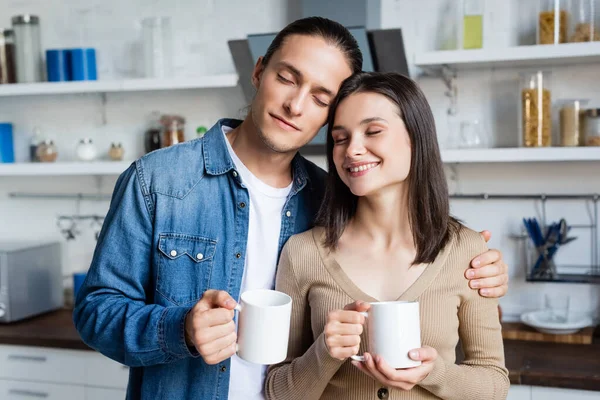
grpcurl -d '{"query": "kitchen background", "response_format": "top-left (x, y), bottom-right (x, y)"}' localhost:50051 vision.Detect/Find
top-left (0, 0), bottom-right (600, 398)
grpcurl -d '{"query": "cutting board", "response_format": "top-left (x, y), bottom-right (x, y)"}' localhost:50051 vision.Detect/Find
top-left (502, 322), bottom-right (596, 344)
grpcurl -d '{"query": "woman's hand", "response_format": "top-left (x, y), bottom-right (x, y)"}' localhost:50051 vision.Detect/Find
top-left (351, 346), bottom-right (438, 391)
top-left (324, 300), bottom-right (370, 360)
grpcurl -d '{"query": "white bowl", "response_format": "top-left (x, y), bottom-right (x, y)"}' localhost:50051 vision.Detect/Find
top-left (520, 309), bottom-right (594, 335)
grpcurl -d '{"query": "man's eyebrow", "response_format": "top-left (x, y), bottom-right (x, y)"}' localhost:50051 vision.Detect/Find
top-left (277, 62), bottom-right (335, 97)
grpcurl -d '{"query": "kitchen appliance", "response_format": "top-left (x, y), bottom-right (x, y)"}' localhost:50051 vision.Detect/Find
top-left (0, 242), bottom-right (63, 323)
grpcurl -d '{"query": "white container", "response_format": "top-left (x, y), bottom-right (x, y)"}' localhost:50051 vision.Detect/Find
top-left (11, 15), bottom-right (42, 83)
top-left (141, 17), bottom-right (173, 78)
top-left (76, 138), bottom-right (97, 161)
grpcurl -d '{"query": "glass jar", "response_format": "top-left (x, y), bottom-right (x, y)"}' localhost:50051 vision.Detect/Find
top-left (36, 140), bottom-right (58, 162)
top-left (584, 109), bottom-right (600, 146)
top-left (160, 114), bottom-right (185, 148)
top-left (0, 29), bottom-right (16, 84)
top-left (11, 15), bottom-right (42, 83)
top-left (462, 0), bottom-right (484, 49)
top-left (559, 99), bottom-right (588, 146)
top-left (538, 0), bottom-right (568, 44)
top-left (568, 0), bottom-right (599, 42)
top-left (520, 71), bottom-right (552, 147)
top-left (141, 17), bottom-right (173, 78)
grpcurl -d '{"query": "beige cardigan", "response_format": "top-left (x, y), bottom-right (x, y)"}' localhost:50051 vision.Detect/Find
top-left (265, 226), bottom-right (509, 400)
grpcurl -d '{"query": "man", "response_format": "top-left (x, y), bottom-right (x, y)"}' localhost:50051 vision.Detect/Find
top-left (74, 17), bottom-right (508, 400)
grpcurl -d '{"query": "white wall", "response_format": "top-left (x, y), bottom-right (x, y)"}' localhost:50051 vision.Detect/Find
top-left (382, 0), bottom-right (600, 320)
top-left (1, 0), bottom-right (598, 321)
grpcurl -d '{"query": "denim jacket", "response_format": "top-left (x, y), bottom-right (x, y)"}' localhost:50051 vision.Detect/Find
top-left (73, 119), bottom-right (326, 400)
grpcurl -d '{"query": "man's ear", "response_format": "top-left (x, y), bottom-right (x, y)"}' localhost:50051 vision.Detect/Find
top-left (251, 56), bottom-right (265, 89)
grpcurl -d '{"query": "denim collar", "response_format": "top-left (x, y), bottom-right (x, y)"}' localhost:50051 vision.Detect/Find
top-left (203, 118), bottom-right (308, 192)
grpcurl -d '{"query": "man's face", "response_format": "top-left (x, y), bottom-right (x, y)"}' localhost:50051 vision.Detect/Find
top-left (250, 34), bottom-right (354, 154)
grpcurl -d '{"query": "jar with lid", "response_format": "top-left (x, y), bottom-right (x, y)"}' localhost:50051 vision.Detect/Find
top-left (36, 140), bottom-right (58, 162)
top-left (520, 71), bottom-right (552, 147)
top-left (538, 0), bottom-right (568, 44)
top-left (160, 115), bottom-right (185, 148)
top-left (558, 99), bottom-right (588, 146)
top-left (11, 15), bottom-right (42, 83)
top-left (584, 109), bottom-right (600, 146)
top-left (0, 29), bottom-right (16, 84)
top-left (462, 0), bottom-right (484, 49)
top-left (568, 0), bottom-right (599, 42)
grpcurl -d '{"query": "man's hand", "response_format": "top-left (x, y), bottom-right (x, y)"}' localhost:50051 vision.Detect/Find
top-left (464, 230), bottom-right (509, 298)
top-left (185, 290), bottom-right (238, 365)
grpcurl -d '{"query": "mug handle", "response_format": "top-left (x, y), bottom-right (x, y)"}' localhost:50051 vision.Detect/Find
top-left (350, 311), bottom-right (369, 362)
top-left (234, 304), bottom-right (243, 353)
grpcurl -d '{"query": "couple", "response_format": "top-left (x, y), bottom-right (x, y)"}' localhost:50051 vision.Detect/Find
top-left (73, 17), bottom-right (509, 400)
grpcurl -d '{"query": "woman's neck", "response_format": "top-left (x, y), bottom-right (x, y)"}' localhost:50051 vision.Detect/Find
top-left (349, 185), bottom-right (415, 251)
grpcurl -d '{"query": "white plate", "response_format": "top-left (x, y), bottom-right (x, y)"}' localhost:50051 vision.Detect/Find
top-left (520, 310), bottom-right (594, 335)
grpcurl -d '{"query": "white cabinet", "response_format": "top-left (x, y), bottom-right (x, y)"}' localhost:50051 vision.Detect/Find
top-left (0, 379), bottom-right (86, 400)
top-left (85, 351), bottom-right (129, 389)
top-left (532, 386), bottom-right (600, 400)
top-left (86, 387), bottom-right (127, 400)
top-left (508, 385), bottom-right (532, 400)
top-left (0, 345), bottom-right (87, 385)
top-left (0, 345), bottom-right (129, 397)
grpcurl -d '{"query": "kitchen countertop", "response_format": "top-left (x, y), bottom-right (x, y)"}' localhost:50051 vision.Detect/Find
top-left (0, 310), bottom-right (599, 391)
top-left (0, 308), bottom-right (90, 351)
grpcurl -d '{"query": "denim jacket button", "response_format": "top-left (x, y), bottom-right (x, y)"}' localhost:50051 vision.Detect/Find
top-left (170, 250), bottom-right (177, 257)
top-left (196, 253), bottom-right (204, 260)
top-left (285, 211), bottom-right (291, 217)
top-left (235, 253), bottom-right (241, 258)
top-left (232, 171), bottom-right (238, 178)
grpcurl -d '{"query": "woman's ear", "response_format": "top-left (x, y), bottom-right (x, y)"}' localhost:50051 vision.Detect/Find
top-left (251, 56), bottom-right (265, 89)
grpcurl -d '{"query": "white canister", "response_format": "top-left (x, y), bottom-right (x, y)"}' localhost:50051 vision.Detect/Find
top-left (11, 15), bottom-right (42, 83)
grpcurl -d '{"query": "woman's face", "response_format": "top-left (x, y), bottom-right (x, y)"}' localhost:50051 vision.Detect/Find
top-left (331, 91), bottom-right (412, 198)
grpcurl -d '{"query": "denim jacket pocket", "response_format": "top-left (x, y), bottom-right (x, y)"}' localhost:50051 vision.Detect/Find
top-left (157, 233), bottom-right (216, 305)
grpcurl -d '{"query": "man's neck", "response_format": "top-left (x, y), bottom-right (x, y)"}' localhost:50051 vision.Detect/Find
top-left (225, 118), bottom-right (295, 188)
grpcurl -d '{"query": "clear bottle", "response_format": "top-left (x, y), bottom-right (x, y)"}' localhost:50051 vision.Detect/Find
top-left (520, 71), bottom-right (552, 147)
top-left (462, 0), bottom-right (484, 49)
top-left (538, 0), bottom-right (568, 44)
top-left (144, 111), bottom-right (162, 153)
top-left (568, 0), bottom-right (599, 42)
top-left (11, 15), bottom-right (42, 83)
top-left (29, 127), bottom-right (44, 162)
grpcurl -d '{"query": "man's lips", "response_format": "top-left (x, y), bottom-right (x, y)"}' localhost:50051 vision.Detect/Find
top-left (270, 114), bottom-right (300, 131)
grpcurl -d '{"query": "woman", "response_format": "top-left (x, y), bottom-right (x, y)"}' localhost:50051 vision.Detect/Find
top-left (265, 72), bottom-right (509, 400)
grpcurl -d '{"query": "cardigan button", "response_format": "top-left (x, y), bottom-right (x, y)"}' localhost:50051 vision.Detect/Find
top-left (377, 387), bottom-right (389, 399)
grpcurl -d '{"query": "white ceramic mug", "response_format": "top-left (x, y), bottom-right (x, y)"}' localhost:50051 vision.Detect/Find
top-left (351, 301), bottom-right (422, 369)
top-left (234, 289), bottom-right (292, 365)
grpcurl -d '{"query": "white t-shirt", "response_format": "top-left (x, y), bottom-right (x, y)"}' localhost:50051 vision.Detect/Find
top-left (223, 126), bottom-right (292, 400)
